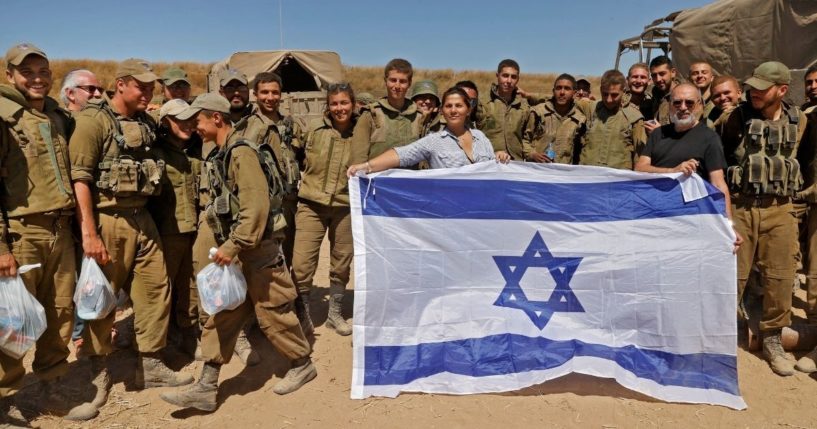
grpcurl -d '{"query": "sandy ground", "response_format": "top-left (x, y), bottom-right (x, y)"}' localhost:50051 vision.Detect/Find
top-left (13, 240), bottom-right (817, 429)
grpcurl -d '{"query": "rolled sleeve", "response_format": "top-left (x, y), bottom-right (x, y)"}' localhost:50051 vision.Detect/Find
top-left (69, 113), bottom-right (104, 182)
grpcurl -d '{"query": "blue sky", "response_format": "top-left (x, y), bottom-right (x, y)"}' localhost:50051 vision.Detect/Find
top-left (1, 0), bottom-right (712, 75)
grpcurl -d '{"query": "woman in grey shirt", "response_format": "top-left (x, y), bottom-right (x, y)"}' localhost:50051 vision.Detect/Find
top-left (347, 87), bottom-right (510, 175)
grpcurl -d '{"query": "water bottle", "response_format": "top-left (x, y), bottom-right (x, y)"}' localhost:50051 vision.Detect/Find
top-left (546, 141), bottom-right (556, 161)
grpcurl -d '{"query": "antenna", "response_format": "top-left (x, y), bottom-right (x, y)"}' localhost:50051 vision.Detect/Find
top-left (279, 0), bottom-right (284, 49)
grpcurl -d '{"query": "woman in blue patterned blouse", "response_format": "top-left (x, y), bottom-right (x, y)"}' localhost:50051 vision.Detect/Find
top-left (347, 87), bottom-right (510, 176)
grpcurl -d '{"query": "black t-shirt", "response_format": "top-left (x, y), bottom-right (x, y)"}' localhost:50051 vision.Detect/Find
top-left (642, 122), bottom-right (726, 181)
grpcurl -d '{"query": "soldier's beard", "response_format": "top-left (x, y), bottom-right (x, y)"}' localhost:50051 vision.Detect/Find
top-left (671, 111), bottom-right (697, 131)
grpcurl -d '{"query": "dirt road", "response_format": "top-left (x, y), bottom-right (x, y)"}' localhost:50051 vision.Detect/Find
top-left (19, 242), bottom-right (817, 429)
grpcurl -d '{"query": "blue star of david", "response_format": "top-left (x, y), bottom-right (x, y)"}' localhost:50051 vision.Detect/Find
top-left (493, 232), bottom-right (584, 329)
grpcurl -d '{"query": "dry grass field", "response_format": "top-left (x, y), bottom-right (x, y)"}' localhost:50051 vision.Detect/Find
top-left (1, 59), bottom-right (600, 104)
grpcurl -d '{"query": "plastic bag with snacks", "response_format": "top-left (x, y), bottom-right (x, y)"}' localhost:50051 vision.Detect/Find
top-left (0, 264), bottom-right (46, 359)
top-left (74, 256), bottom-right (116, 320)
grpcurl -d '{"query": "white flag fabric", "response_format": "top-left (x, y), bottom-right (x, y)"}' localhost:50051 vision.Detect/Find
top-left (349, 162), bottom-right (745, 410)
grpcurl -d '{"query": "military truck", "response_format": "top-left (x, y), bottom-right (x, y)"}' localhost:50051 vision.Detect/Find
top-left (615, 0), bottom-right (817, 105)
top-left (207, 50), bottom-right (344, 129)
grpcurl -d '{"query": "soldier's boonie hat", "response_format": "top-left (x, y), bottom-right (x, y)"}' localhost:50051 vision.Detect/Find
top-left (357, 92), bottom-right (376, 105)
top-left (410, 80), bottom-right (440, 103)
top-left (219, 68), bottom-right (248, 87)
top-left (745, 61), bottom-right (791, 90)
top-left (5, 43), bottom-right (47, 66)
top-left (116, 58), bottom-right (159, 83)
top-left (184, 92), bottom-right (231, 118)
top-left (159, 99), bottom-right (193, 121)
top-left (162, 67), bottom-right (190, 86)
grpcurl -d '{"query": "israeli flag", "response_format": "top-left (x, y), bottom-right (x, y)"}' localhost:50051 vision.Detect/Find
top-left (349, 162), bottom-right (745, 410)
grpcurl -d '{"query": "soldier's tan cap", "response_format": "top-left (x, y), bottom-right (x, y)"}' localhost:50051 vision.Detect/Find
top-left (162, 67), bottom-right (190, 86)
top-left (159, 99), bottom-right (193, 121)
top-left (116, 58), bottom-right (159, 83)
top-left (745, 61), bottom-right (791, 90)
top-left (219, 68), bottom-right (248, 87)
top-left (5, 43), bottom-right (47, 66)
top-left (182, 92), bottom-right (231, 118)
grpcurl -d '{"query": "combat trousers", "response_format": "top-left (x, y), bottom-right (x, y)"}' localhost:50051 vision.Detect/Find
top-left (281, 194), bottom-right (298, 267)
top-left (162, 233), bottom-right (199, 329)
top-left (192, 211), bottom-right (217, 326)
top-left (804, 203), bottom-right (817, 321)
top-left (0, 214), bottom-right (75, 398)
top-left (81, 208), bottom-right (171, 355)
top-left (733, 195), bottom-right (798, 331)
top-left (200, 237), bottom-right (310, 364)
top-left (291, 201), bottom-right (353, 296)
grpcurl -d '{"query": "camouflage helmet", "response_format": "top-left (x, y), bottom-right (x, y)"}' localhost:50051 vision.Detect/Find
top-left (410, 80), bottom-right (440, 104)
top-left (357, 92), bottom-right (376, 105)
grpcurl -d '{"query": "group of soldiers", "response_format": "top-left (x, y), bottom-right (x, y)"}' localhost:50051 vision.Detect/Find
top-left (1, 39), bottom-right (817, 425)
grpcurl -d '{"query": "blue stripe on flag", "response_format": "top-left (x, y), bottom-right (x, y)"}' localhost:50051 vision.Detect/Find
top-left (359, 177), bottom-right (726, 222)
top-left (364, 333), bottom-right (739, 395)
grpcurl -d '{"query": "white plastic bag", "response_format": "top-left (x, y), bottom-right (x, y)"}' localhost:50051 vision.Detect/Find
top-left (196, 248), bottom-right (247, 315)
top-left (74, 256), bottom-right (116, 320)
top-left (0, 264), bottom-right (46, 359)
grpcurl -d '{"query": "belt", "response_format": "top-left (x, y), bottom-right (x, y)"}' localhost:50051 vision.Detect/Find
top-left (733, 194), bottom-right (791, 207)
top-left (99, 206), bottom-right (145, 217)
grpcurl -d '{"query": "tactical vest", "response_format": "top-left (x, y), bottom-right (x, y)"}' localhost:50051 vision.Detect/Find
top-left (0, 92), bottom-right (74, 216)
top-left (726, 104), bottom-right (804, 197)
top-left (86, 99), bottom-right (165, 198)
top-left (579, 101), bottom-right (640, 170)
top-left (204, 139), bottom-right (287, 245)
top-left (232, 112), bottom-right (300, 196)
top-left (366, 100), bottom-right (423, 159)
top-left (530, 102), bottom-right (587, 164)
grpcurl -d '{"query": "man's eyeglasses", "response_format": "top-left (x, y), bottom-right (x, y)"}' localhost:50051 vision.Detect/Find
top-left (76, 85), bottom-right (104, 95)
top-left (672, 99), bottom-right (698, 108)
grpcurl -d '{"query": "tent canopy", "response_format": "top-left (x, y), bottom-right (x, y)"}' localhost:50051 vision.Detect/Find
top-left (669, 0), bottom-right (817, 82)
top-left (208, 50), bottom-right (343, 92)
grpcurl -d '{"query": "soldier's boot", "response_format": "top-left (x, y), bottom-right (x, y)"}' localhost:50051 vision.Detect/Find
top-left (134, 352), bottom-right (194, 389)
top-left (295, 293), bottom-right (314, 337)
top-left (233, 328), bottom-right (260, 366)
top-left (762, 329), bottom-right (795, 376)
top-left (0, 396), bottom-right (28, 428)
top-left (160, 362), bottom-right (220, 412)
top-left (796, 345), bottom-right (817, 373)
top-left (272, 357), bottom-right (317, 395)
top-left (325, 293), bottom-right (352, 336)
top-left (65, 356), bottom-right (112, 421)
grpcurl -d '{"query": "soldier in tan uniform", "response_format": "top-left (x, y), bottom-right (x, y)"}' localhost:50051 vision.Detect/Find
top-left (644, 56), bottom-right (682, 133)
top-left (219, 69), bottom-right (252, 124)
top-left (455, 80), bottom-right (487, 129)
top-left (689, 61), bottom-right (715, 103)
top-left (225, 72), bottom-right (302, 364)
top-left (717, 61), bottom-right (807, 377)
top-left (67, 58), bottom-right (193, 420)
top-left (350, 58), bottom-right (424, 166)
top-left (804, 65), bottom-right (817, 114)
top-left (523, 73), bottom-right (586, 164)
top-left (0, 43), bottom-right (76, 424)
top-left (147, 99), bottom-right (202, 357)
top-left (577, 69), bottom-right (647, 170)
top-left (705, 75), bottom-right (742, 129)
top-left (411, 80), bottom-right (443, 137)
top-left (160, 94), bottom-right (315, 412)
top-left (292, 83), bottom-right (357, 336)
top-left (480, 59), bottom-right (530, 160)
top-left (623, 63), bottom-right (651, 117)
